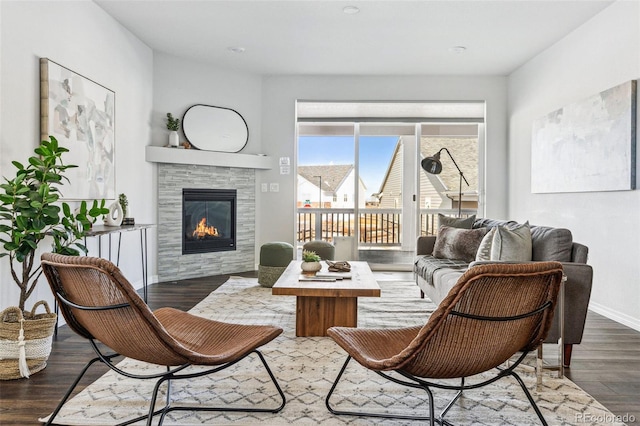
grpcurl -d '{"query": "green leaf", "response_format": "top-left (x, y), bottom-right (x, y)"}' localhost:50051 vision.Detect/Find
top-left (32, 218), bottom-right (46, 231)
top-left (11, 161), bottom-right (24, 170)
top-left (44, 194), bottom-right (59, 204)
top-left (15, 199), bottom-right (31, 209)
top-left (4, 241), bottom-right (19, 251)
top-left (19, 209), bottom-right (36, 218)
top-left (42, 205), bottom-right (60, 217)
top-left (0, 195), bottom-right (14, 204)
top-left (15, 215), bottom-right (29, 230)
top-left (28, 157), bottom-right (44, 167)
top-left (62, 203), bottom-right (71, 217)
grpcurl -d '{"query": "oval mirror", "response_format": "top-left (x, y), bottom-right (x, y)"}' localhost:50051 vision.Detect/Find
top-left (182, 104), bottom-right (249, 152)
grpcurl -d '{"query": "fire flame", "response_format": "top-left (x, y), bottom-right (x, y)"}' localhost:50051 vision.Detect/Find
top-left (192, 217), bottom-right (219, 238)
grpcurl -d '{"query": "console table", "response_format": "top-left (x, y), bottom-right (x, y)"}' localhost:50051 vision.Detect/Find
top-left (83, 224), bottom-right (155, 302)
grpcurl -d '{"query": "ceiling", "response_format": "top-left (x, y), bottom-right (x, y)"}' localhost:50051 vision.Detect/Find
top-left (95, 0), bottom-right (614, 76)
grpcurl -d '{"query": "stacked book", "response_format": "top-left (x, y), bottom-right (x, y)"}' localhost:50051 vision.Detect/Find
top-left (299, 272), bottom-right (352, 282)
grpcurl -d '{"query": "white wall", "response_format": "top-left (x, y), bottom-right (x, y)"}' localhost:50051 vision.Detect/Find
top-left (151, 53), bottom-right (262, 151)
top-left (508, 0), bottom-right (640, 330)
top-left (259, 75), bottom-right (509, 245)
top-left (0, 1), bottom-right (154, 310)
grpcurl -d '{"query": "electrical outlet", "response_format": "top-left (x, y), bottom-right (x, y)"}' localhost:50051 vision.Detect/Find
top-left (261, 183), bottom-right (268, 192)
top-left (270, 183), bottom-right (279, 192)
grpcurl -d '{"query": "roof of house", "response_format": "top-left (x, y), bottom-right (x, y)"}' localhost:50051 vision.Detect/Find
top-left (298, 165), bottom-right (354, 192)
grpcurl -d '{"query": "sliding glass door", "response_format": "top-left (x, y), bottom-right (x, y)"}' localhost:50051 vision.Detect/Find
top-left (296, 101), bottom-right (484, 268)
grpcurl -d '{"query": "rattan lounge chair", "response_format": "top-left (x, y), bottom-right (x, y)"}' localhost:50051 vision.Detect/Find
top-left (326, 261), bottom-right (564, 426)
top-left (41, 253), bottom-right (286, 426)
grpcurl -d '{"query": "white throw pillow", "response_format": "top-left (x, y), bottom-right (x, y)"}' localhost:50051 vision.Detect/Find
top-left (490, 222), bottom-right (532, 261)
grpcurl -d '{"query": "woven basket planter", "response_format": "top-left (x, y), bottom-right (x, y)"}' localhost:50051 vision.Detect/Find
top-left (0, 301), bottom-right (57, 380)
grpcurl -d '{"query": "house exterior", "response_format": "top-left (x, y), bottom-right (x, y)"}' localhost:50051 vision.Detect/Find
top-left (376, 135), bottom-right (479, 210)
top-left (297, 164), bottom-right (367, 209)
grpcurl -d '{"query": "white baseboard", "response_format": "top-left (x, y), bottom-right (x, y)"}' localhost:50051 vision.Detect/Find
top-left (589, 301), bottom-right (640, 332)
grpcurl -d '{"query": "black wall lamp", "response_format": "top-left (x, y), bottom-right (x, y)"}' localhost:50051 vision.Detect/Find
top-left (421, 148), bottom-right (469, 217)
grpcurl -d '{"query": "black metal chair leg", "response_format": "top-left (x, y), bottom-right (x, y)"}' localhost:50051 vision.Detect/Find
top-left (326, 355), bottom-right (438, 423)
top-left (325, 355), bottom-right (352, 415)
top-left (45, 356), bottom-right (102, 426)
top-left (439, 377), bottom-right (464, 422)
top-left (255, 349), bottom-right (287, 413)
top-left (509, 371), bottom-right (548, 426)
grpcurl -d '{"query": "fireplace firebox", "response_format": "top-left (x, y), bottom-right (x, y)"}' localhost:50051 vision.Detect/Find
top-left (182, 188), bottom-right (236, 254)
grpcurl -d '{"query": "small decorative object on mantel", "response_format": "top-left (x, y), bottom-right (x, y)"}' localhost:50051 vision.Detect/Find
top-left (300, 250), bottom-right (322, 275)
top-left (166, 112), bottom-right (180, 148)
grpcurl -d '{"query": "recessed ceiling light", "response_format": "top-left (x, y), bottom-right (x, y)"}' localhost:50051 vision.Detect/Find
top-left (227, 47), bottom-right (245, 54)
top-left (343, 6), bottom-right (360, 14)
top-left (448, 46), bottom-right (467, 54)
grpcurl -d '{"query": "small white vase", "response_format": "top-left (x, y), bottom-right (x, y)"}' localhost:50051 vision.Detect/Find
top-left (168, 131), bottom-right (179, 147)
top-left (301, 261), bottom-right (322, 274)
top-left (104, 201), bottom-right (123, 227)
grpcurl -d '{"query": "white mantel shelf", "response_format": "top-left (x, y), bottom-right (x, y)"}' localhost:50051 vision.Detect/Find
top-left (145, 146), bottom-right (273, 169)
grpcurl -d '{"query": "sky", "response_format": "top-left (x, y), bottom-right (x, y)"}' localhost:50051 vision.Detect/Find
top-left (298, 135), bottom-right (398, 194)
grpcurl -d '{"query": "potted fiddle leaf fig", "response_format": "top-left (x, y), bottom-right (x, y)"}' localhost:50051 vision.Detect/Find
top-left (0, 136), bottom-right (108, 311)
top-left (0, 136), bottom-right (108, 379)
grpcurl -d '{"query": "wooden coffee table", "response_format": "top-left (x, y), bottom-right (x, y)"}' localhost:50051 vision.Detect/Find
top-left (272, 261), bottom-right (380, 337)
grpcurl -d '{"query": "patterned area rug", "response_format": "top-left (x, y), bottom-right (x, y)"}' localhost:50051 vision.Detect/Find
top-left (41, 277), bottom-right (624, 425)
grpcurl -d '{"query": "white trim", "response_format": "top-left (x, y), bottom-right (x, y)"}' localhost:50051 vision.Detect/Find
top-left (145, 146), bottom-right (273, 169)
top-left (588, 302), bottom-right (640, 332)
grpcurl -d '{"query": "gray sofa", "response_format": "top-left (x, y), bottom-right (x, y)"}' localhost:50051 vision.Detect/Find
top-left (414, 218), bottom-right (593, 366)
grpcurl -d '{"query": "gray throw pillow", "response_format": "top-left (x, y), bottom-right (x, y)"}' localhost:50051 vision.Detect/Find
top-left (490, 222), bottom-right (532, 261)
top-left (475, 227), bottom-right (496, 261)
top-left (433, 225), bottom-right (488, 263)
top-left (438, 213), bottom-right (476, 229)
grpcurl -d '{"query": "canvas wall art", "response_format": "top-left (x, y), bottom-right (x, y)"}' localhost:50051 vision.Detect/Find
top-left (531, 80), bottom-right (637, 193)
top-left (40, 58), bottom-right (115, 200)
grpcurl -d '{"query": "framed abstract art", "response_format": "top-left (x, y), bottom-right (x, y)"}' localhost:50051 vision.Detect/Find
top-left (40, 58), bottom-right (116, 200)
top-left (531, 80), bottom-right (637, 193)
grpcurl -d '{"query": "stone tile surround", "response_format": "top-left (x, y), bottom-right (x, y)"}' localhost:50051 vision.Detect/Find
top-left (157, 163), bottom-right (255, 281)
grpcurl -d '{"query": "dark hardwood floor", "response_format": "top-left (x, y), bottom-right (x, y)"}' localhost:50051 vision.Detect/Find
top-left (1, 270), bottom-right (638, 425)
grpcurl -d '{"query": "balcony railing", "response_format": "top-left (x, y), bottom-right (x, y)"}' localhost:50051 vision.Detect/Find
top-left (297, 208), bottom-right (477, 245)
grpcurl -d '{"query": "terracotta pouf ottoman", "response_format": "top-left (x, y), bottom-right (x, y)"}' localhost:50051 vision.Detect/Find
top-left (258, 242), bottom-right (294, 288)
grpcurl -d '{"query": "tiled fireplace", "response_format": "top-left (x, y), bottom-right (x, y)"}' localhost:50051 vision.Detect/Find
top-left (182, 188), bottom-right (237, 254)
top-left (157, 163), bottom-right (255, 281)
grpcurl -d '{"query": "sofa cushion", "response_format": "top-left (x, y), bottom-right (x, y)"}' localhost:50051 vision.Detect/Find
top-left (473, 218), bottom-right (518, 230)
top-left (490, 222), bottom-right (532, 261)
top-left (433, 225), bottom-right (488, 262)
top-left (529, 225), bottom-right (573, 262)
top-left (438, 213), bottom-right (475, 229)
